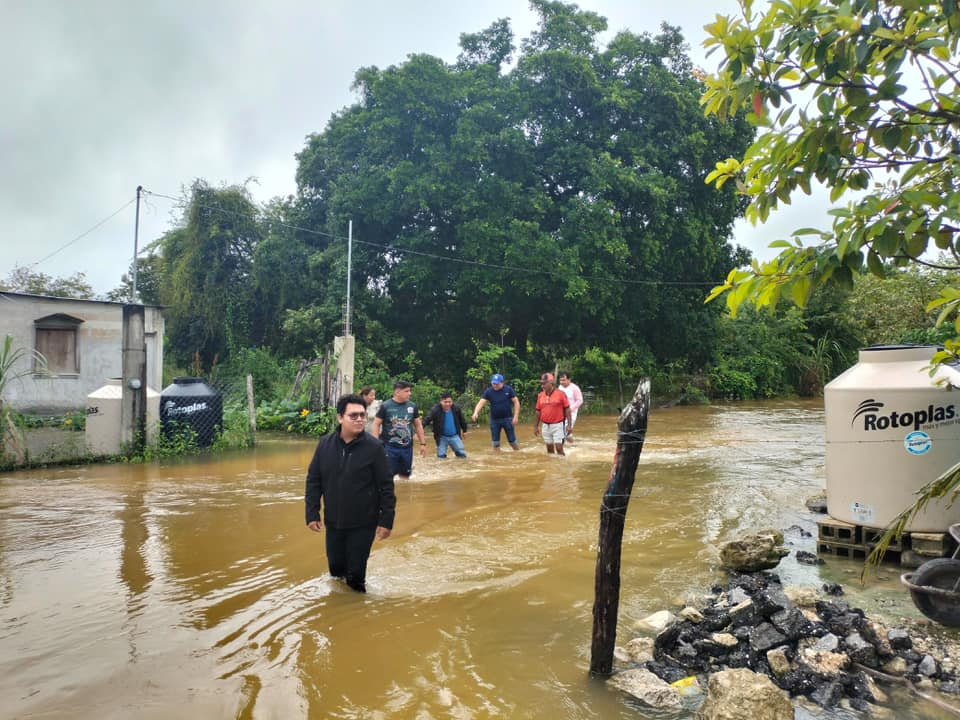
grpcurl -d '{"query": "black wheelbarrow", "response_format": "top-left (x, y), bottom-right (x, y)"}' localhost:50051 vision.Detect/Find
top-left (901, 522), bottom-right (960, 627)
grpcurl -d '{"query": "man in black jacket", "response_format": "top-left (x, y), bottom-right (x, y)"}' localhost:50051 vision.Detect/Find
top-left (305, 393), bottom-right (396, 593)
top-left (422, 392), bottom-right (468, 458)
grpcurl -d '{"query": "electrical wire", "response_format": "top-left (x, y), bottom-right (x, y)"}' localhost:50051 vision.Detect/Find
top-left (142, 188), bottom-right (722, 287)
top-left (27, 198), bottom-right (137, 269)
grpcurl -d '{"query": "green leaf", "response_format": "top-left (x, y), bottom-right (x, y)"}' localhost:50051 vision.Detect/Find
top-left (828, 208), bottom-right (853, 218)
top-left (791, 275), bottom-right (811, 306)
top-left (843, 250), bottom-right (863, 272)
top-left (846, 85), bottom-right (869, 106)
top-left (900, 160), bottom-right (928, 185)
top-left (705, 282), bottom-right (731, 304)
top-left (905, 231), bottom-right (928, 258)
top-left (873, 225), bottom-right (902, 257)
top-left (881, 126), bottom-right (902, 151)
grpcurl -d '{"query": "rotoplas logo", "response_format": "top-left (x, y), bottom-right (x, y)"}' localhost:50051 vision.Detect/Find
top-left (850, 398), bottom-right (955, 432)
top-left (164, 400), bottom-right (208, 417)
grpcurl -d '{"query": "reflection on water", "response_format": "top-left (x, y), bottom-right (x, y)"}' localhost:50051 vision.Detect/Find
top-left (0, 401), bottom-right (955, 718)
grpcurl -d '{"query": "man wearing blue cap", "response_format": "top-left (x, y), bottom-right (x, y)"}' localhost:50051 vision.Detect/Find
top-left (471, 373), bottom-right (521, 451)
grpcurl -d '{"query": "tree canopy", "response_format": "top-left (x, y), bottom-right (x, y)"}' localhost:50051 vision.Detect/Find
top-left (1, 267), bottom-right (95, 299)
top-left (701, 0), bottom-right (960, 358)
top-left (157, 180), bottom-right (262, 367)
top-left (291, 1), bottom-right (754, 381)
top-left (125, 3), bottom-right (761, 390)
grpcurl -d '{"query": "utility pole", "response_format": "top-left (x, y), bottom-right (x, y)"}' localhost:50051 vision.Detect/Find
top-left (332, 220), bottom-right (356, 401)
top-left (131, 185), bottom-right (143, 303)
top-left (120, 304), bottom-right (147, 454)
top-left (345, 219), bottom-right (353, 335)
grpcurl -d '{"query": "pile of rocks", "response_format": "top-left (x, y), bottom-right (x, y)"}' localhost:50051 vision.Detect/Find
top-left (614, 571), bottom-right (960, 714)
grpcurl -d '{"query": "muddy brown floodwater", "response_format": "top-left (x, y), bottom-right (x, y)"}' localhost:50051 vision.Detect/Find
top-left (1, 400), bottom-right (958, 719)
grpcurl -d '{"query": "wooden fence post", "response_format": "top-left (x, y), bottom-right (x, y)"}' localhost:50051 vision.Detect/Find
top-left (246, 374), bottom-right (257, 443)
top-left (320, 350), bottom-right (330, 409)
top-left (590, 378), bottom-right (650, 676)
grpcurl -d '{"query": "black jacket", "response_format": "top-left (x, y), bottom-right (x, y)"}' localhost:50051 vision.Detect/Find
top-left (304, 429), bottom-right (395, 530)
top-left (422, 403), bottom-right (468, 443)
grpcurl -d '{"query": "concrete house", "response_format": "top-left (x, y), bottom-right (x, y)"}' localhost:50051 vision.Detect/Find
top-left (0, 292), bottom-right (164, 413)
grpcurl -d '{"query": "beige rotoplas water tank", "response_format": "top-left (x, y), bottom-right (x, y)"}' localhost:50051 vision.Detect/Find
top-left (825, 345), bottom-right (960, 531)
top-left (85, 378), bottom-right (160, 455)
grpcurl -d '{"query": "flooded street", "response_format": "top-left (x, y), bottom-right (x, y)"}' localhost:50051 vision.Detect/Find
top-left (0, 401), bottom-right (955, 718)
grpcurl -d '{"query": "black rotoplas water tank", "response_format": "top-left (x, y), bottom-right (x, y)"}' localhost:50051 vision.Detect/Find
top-left (160, 377), bottom-right (223, 447)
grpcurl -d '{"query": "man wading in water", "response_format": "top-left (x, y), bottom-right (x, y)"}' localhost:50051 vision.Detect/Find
top-left (304, 393), bottom-right (396, 593)
top-left (534, 372), bottom-right (571, 456)
top-left (372, 380), bottom-right (427, 481)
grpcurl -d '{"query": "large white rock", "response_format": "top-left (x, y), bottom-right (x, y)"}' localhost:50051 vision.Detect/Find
top-left (695, 668), bottom-right (793, 720)
top-left (621, 636), bottom-right (654, 663)
top-left (610, 668), bottom-right (682, 710)
top-left (718, 531), bottom-right (790, 572)
top-left (633, 609), bottom-right (676, 634)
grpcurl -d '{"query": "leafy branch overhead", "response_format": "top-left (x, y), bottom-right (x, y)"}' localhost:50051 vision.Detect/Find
top-left (700, 0), bottom-right (960, 333)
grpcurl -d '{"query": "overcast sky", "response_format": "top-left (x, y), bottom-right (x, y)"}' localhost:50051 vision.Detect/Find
top-left (1, 0), bottom-right (829, 296)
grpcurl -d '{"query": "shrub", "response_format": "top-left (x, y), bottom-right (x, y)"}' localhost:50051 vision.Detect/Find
top-left (709, 365), bottom-right (758, 400)
top-left (257, 398), bottom-right (336, 436)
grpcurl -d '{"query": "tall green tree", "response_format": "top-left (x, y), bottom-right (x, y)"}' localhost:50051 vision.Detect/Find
top-left (294, 1), bottom-right (754, 380)
top-left (248, 197), bottom-right (332, 353)
top-left (158, 180), bottom-right (262, 367)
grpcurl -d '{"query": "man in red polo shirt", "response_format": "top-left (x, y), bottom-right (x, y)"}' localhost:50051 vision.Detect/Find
top-left (534, 372), bottom-right (571, 455)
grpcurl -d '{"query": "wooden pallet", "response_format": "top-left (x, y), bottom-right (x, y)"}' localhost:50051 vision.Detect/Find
top-left (911, 532), bottom-right (952, 557)
top-left (861, 526), bottom-right (904, 553)
top-left (817, 518), bottom-right (860, 545)
top-left (817, 540), bottom-right (869, 560)
top-left (816, 519), bottom-right (949, 563)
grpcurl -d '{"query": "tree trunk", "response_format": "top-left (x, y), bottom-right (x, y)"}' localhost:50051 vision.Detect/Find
top-left (505, 324), bottom-right (529, 358)
top-left (590, 378), bottom-right (650, 676)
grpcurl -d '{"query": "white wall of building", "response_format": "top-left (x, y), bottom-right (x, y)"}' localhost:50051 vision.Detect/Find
top-left (0, 292), bottom-right (164, 413)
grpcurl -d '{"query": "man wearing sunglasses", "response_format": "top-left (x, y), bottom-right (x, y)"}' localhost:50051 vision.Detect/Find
top-left (305, 393), bottom-right (396, 593)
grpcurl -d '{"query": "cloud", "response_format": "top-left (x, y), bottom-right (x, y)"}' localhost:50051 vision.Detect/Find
top-left (0, 0), bottom-right (827, 293)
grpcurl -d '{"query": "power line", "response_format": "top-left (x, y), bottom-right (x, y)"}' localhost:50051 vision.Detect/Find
top-left (142, 188), bottom-right (722, 287)
top-left (28, 197), bottom-right (137, 269)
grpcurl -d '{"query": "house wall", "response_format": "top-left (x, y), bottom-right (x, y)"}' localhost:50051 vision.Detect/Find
top-left (0, 293), bottom-right (165, 413)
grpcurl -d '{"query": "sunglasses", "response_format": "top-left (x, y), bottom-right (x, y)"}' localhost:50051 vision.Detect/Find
top-left (343, 412), bottom-right (366, 420)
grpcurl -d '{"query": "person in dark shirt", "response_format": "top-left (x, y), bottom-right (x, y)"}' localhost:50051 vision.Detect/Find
top-left (423, 392), bottom-right (468, 458)
top-left (372, 380), bottom-right (427, 480)
top-left (304, 393), bottom-right (395, 592)
top-left (471, 373), bottom-right (521, 451)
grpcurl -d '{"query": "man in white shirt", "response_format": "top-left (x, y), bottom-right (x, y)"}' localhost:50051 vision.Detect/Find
top-left (558, 372), bottom-right (583, 445)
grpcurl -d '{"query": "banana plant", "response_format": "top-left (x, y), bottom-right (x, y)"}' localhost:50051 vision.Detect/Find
top-left (0, 334), bottom-right (50, 462)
